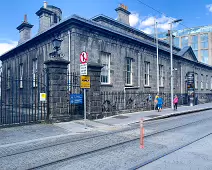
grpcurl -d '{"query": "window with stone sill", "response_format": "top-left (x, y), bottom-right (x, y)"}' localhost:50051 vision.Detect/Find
top-left (125, 57), bottom-right (133, 85)
top-left (195, 73), bottom-right (198, 89)
top-left (206, 75), bottom-right (208, 89)
top-left (19, 64), bottom-right (23, 88)
top-left (101, 52), bottom-right (111, 84)
top-left (144, 62), bottom-right (150, 86)
top-left (33, 59), bottom-right (38, 88)
top-left (211, 77), bottom-right (212, 90)
top-left (7, 68), bottom-right (10, 89)
top-left (201, 74), bottom-right (204, 89)
top-left (159, 65), bottom-right (164, 87)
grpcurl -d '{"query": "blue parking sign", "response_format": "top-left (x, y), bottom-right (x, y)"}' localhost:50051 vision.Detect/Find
top-left (70, 94), bottom-right (83, 104)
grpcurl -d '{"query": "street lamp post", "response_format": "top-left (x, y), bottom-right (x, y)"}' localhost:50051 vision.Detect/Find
top-left (50, 38), bottom-right (63, 58)
top-left (170, 19), bottom-right (182, 109)
top-left (155, 19), bottom-right (159, 94)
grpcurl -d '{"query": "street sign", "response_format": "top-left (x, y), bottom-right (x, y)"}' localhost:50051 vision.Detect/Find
top-left (80, 75), bottom-right (90, 88)
top-left (70, 94), bottom-right (83, 104)
top-left (40, 93), bottom-right (46, 102)
top-left (80, 51), bottom-right (88, 64)
top-left (80, 63), bottom-right (87, 75)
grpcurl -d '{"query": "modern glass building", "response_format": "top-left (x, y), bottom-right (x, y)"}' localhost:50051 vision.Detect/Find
top-left (157, 25), bottom-right (212, 65)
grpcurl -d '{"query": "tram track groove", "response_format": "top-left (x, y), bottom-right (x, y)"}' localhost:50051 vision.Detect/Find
top-left (0, 109), bottom-right (210, 159)
top-left (26, 113), bottom-right (212, 169)
top-left (0, 111), bottom-right (211, 159)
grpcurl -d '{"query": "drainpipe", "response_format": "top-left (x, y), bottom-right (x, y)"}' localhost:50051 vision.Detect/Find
top-left (68, 30), bottom-right (71, 92)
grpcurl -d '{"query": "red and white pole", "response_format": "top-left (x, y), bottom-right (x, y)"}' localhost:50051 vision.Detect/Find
top-left (140, 118), bottom-right (144, 149)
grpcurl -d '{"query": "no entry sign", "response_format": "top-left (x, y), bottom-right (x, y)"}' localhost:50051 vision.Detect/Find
top-left (80, 51), bottom-right (88, 64)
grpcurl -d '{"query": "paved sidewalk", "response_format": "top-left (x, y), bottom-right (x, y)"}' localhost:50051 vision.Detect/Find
top-left (95, 103), bottom-right (212, 126)
top-left (0, 103), bottom-right (211, 148)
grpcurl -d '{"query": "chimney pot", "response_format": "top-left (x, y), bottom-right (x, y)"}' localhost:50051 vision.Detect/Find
top-left (115, 4), bottom-right (131, 25)
top-left (44, 1), bottom-right (47, 8)
top-left (24, 14), bottom-right (27, 23)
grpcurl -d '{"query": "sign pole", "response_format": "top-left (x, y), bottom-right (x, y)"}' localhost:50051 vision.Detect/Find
top-left (84, 88), bottom-right (87, 128)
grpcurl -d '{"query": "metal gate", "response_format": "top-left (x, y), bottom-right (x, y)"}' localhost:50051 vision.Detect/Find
top-left (0, 73), bottom-right (47, 126)
top-left (67, 72), bottom-right (84, 120)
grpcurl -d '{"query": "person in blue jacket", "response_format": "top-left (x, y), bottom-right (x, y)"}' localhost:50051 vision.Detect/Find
top-left (157, 95), bottom-right (163, 112)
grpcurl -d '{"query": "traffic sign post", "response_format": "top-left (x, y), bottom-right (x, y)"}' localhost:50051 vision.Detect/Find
top-left (80, 51), bottom-right (89, 128)
top-left (80, 51), bottom-right (88, 64)
top-left (80, 63), bottom-right (87, 76)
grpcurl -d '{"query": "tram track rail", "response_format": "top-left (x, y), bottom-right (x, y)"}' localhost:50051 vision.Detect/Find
top-left (28, 112), bottom-right (212, 169)
top-left (0, 109), bottom-right (209, 159)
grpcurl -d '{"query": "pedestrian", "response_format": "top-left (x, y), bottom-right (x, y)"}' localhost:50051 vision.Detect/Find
top-left (154, 94), bottom-right (159, 110)
top-left (157, 95), bottom-right (163, 112)
top-left (173, 95), bottom-right (179, 110)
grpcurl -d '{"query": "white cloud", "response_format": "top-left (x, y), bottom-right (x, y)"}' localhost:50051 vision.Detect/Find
top-left (139, 16), bottom-right (155, 28)
top-left (129, 12), bottom-right (139, 27)
top-left (206, 4), bottom-right (212, 12)
top-left (0, 40), bottom-right (18, 56)
top-left (138, 15), bottom-right (179, 34)
top-left (141, 27), bottom-right (154, 34)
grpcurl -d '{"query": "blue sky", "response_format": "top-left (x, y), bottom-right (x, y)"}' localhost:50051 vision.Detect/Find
top-left (1, 0), bottom-right (212, 55)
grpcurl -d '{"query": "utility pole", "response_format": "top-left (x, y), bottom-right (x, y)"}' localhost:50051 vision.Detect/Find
top-left (155, 18), bottom-right (159, 94)
top-left (170, 19), bottom-right (182, 109)
top-left (170, 23), bottom-right (174, 109)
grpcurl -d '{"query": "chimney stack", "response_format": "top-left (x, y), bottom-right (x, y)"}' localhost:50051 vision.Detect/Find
top-left (115, 4), bottom-right (131, 25)
top-left (36, 2), bottom-right (62, 33)
top-left (16, 14), bottom-right (33, 44)
top-left (44, 1), bottom-right (47, 8)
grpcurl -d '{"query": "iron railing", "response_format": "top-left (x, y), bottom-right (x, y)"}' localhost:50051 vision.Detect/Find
top-left (101, 91), bottom-right (212, 116)
top-left (67, 72), bottom-right (84, 120)
top-left (0, 74), bottom-right (47, 126)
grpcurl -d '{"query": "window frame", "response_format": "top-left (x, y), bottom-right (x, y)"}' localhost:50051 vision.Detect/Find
top-left (211, 76), bottom-right (212, 90)
top-left (144, 62), bottom-right (150, 86)
top-left (19, 64), bottom-right (23, 88)
top-left (206, 75), bottom-right (208, 89)
top-left (100, 52), bottom-right (111, 84)
top-left (7, 68), bottom-right (10, 89)
top-left (194, 73), bottom-right (198, 89)
top-left (181, 36), bottom-right (188, 48)
top-left (200, 33), bottom-right (208, 49)
top-left (125, 57), bottom-right (133, 85)
top-left (159, 64), bottom-right (164, 87)
top-left (201, 74), bottom-right (204, 90)
top-left (32, 59), bottom-right (38, 88)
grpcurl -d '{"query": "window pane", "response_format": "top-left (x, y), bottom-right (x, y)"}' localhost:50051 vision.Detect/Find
top-left (191, 35), bottom-right (198, 50)
top-left (174, 37), bottom-right (179, 47)
top-left (193, 50), bottom-right (198, 58)
top-left (181, 36), bottom-right (188, 48)
top-left (125, 58), bottom-right (132, 85)
top-left (201, 34), bottom-right (208, 48)
top-left (201, 50), bottom-right (208, 64)
top-left (101, 53), bottom-right (110, 83)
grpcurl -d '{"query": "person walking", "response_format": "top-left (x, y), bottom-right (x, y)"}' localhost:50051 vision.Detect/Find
top-left (157, 95), bottom-right (163, 112)
top-left (154, 94), bottom-right (159, 110)
top-left (173, 95), bottom-right (179, 110)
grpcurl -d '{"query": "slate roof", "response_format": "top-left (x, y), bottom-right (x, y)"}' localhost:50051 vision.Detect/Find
top-left (177, 46), bottom-right (198, 62)
top-left (0, 14), bottom-right (178, 59)
top-left (0, 13), bottom-right (211, 70)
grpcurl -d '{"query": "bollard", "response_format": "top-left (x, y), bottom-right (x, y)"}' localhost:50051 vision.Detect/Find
top-left (140, 118), bottom-right (144, 149)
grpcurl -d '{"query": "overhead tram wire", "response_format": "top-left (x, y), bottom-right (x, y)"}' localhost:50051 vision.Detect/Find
top-left (135, 0), bottom-right (209, 37)
top-left (135, 0), bottom-right (212, 64)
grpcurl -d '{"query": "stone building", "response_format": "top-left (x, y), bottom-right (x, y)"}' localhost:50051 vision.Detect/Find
top-left (1, 2), bottom-right (212, 122)
top-left (1, 2), bottom-right (212, 94)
